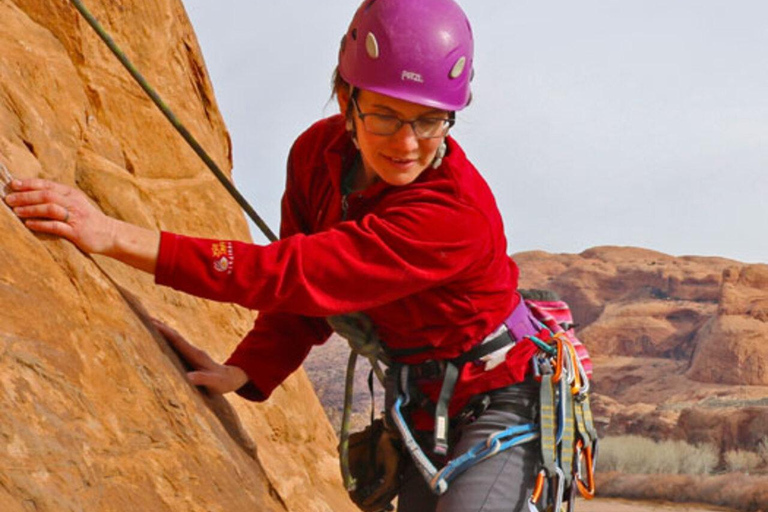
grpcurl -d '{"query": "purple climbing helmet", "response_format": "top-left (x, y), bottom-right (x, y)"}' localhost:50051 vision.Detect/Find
top-left (338, 0), bottom-right (474, 112)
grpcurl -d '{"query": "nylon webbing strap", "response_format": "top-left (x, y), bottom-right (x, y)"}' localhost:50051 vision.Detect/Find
top-left (559, 379), bottom-right (575, 488)
top-left (432, 330), bottom-right (516, 456)
top-left (539, 374), bottom-right (558, 475)
top-left (453, 330), bottom-right (515, 365)
top-left (583, 397), bottom-right (598, 441)
top-left (338, 351), bottom-right (359, 490)
top-left (391, 366), bottom-right (448, 495)
top-left (433, 361), bottom-right (459, 456)
top-left (574, 395), bottom-right (598, 447)
top-left (574, 398), bottom-right (589, 445)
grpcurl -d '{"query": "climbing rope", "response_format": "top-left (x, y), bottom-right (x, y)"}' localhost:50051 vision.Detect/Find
top-left (69, 0), bottom-right (386, 490)
top-left (69, 0), bottom-right (277, 242)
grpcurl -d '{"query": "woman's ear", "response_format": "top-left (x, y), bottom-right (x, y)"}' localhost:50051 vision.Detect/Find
top-left (337, 85), bottom-right (350, 115)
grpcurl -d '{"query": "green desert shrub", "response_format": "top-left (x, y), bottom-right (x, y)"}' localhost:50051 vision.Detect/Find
top-left (758, 437), bottom-right (768, 465)
top-left (598, 435), bottom-right (717, 475)
top-left (725, 449), bottom-right (762, 473)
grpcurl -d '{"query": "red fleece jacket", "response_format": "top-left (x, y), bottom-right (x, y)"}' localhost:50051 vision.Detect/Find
top-left (155, 115), bottom-right (532, 415)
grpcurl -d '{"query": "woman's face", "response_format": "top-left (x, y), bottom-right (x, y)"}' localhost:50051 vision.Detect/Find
top-left (339, 89), bottom-right (450, 188)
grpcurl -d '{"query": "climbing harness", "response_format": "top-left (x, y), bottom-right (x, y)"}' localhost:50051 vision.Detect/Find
top-left (337, 293), bottom-right (598, 511)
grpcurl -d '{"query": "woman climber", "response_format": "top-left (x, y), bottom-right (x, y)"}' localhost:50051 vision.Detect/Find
top-left (4, 1), bottom-right (590, 511)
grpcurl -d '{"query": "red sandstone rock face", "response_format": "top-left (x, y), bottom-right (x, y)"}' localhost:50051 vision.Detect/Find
top-left (688, 264), bottom-right (768, 385)
top-left (0, 2), bottom-right (353, 511)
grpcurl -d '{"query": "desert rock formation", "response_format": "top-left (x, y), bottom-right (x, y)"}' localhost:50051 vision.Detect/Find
top-left (688, 264), bottom-right (768, 385)
top-left (1, 1), bottom-right (353, 511)
top-left (515, 247), bottom-right (768, 452)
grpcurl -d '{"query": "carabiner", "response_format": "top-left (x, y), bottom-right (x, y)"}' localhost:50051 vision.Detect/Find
top-left (575, 439), bottom-right (596, 499)
top-left (528, 334), bottom-right (557, 356)
top-left (528, 468), bottom-right (565, 512)
top-left (527, 469), bottom-right (547, 510)
top-left (551, 336), bottom-right (564, 383)
top-left (565, 341), bottom-right (581, 394)
top-left (550, 467), bottom-right (566, 512)
top-left (575, 354), bottom-right (591, 398)
top-left (533, 355), bottom-right (553, 383)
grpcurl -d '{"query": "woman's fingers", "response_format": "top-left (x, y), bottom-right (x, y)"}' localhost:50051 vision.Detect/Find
top-left (5, 179), bottom-right (83, 218)
top-left (187, 366), bottom-right (249, 395)
top-left (9, 178), bottom-right (74, 196)
top-left (150, 319), bottom-right (249, 394)
top-left (152, 319), bottom-right (216, 370)
top-left (187, 370), bottom-right (224, 392)
top-left (12, 202), bottom-right (70, 222)
top-left (5, 179), bottom-right (122, 256)
top-left (6, 188), bottom-right (65, 209)
top-left (5, 185), bottom-right (78, 229)
top-left (22, 219), bottom-right (75, 238)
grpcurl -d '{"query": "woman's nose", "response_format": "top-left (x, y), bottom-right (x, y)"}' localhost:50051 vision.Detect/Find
top-left (390, 122), bottom-right (420, 152)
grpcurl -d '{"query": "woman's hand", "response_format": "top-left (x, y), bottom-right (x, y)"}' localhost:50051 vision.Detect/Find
top-left (4, 179), bottom-right (160, 274)
top-left (152, 319), bottom-right (249, 395)
top-left (5, 178), bottom-right (119, 254)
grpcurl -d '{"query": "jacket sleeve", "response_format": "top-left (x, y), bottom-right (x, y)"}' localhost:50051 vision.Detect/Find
top-left (182, 144), bottom-right (331, 402)
top-left (154, 190), bottom-right (492, 317)
top-left (224, 311), bottom-right (331, 401)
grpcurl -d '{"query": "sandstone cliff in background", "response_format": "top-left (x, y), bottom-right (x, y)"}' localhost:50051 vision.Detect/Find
top-left (0, 1), bottom-right (353, 511)
top-left (515, 247), bottom-right (768, 452)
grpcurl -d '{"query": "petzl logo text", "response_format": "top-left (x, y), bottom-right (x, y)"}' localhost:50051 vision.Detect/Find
top-left (401, 70), bottom-right (424, 83)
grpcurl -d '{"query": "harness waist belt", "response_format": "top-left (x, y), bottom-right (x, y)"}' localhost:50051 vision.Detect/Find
top-left (432, 294), bottom-right (543, 455)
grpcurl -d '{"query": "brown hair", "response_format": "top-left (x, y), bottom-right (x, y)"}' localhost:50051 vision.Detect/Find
top-left (331, 67), bottom-right (357, 121)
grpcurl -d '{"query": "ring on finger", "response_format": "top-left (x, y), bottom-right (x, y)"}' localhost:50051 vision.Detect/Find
top-left (63, 209), bottom-right (70, 223)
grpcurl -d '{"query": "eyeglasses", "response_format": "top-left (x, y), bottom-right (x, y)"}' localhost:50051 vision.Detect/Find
top-left (351, 97), bottom-right (455, 139)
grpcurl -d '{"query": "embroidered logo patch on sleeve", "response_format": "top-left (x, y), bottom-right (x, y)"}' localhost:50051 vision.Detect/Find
top-left (211, 241), bottom-right (234, 274)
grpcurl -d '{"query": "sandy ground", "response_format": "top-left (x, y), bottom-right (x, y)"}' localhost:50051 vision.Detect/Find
top-left (578, 498), bottom-right (738, 512)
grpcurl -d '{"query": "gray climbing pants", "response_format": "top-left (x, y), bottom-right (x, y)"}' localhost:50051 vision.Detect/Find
top-left (396, 379), bottom-right (540, 512)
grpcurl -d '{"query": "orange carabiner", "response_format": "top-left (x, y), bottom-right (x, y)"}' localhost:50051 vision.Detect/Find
top-left (551, 336), bottom-right (564, 383)
top-left (529, 469), bottom-right (546, 505)
top-left (575, 440), bottom-right (596, 499)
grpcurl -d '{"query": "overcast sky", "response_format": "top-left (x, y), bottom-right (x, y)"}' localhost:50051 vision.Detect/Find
top-left (183, 1), bottom-right (767, 264)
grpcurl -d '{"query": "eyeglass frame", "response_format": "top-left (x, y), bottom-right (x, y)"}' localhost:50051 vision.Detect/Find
top-left (350, 97), bottom-right (455, 139)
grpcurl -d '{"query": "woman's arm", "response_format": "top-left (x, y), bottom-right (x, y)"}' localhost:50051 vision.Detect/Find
top-left (5, 178), bottom-right (160, 274)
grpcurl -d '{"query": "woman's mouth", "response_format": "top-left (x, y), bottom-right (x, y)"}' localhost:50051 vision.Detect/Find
top-left (384, 155), bottom-right (416, 169)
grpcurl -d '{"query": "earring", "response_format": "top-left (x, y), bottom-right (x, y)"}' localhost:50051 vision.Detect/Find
top-left (345, 119), bottom-right (360, 148)
top-left (431, 141), bottom-right (447, 169)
